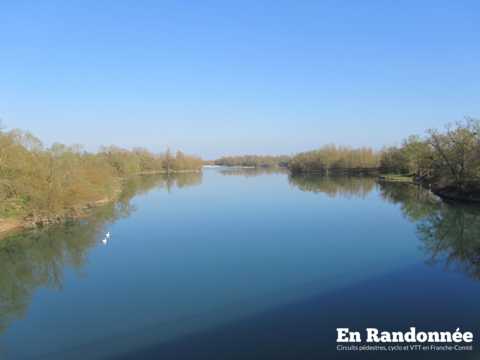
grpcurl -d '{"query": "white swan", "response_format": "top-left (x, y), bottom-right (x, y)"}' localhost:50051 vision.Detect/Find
top-left (102, 237), bottom-right (108, 245)
top-left (106, 232), bottom-right (111, 238)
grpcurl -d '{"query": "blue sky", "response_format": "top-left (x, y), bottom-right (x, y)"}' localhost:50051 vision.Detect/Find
top-left (1, 0), bottom-right (479, 159)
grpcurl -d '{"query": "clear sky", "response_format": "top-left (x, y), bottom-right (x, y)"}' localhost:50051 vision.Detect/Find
top-left (1, 0), bottom-right (479, 159)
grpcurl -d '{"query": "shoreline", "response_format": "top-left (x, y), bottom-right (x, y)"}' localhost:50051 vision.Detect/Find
top-left (0, 196), bottom-right (116, 240)
top-left (291, 170), bottom-right (480, 204)
top-left (0, 219), bottom-right (24, 237)
top-left (0, 170), bottom-right (202, 240)
top-left (431, 187), bottom-right (480, 204)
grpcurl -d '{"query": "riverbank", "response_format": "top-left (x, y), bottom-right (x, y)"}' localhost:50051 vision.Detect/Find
top-left (291, 170), bottom-right (480, 204)
top-left (0, 170), bottom-right (202, 240)
top-left (379, 174), bottom-right (480, 203)
top-left (136, 169), bottom-right (202, 175)
top-left (0, 219), bottom-right (23, 237)
top-left (431, 185), bottom-right (480, 203)
top-left (300, 168), bottom-right (380, 176)
top-left (0, 194), bottom-right (118, 240)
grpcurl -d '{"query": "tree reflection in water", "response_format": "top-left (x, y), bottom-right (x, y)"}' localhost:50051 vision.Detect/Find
top-left (219, 167), bottom-right (288, 178)
top-left (2, 172), bottom-right (479, 347)
top-left (162, 172), bottom-right (203, 191)
top-left (290, 176), bottom-right (480, 281)
top-left (0, 173), bottom-right (202, 336)
top-left (380, 182), bottom-right (480, 280)
top-left (288, 174), bottom-right (377, 199)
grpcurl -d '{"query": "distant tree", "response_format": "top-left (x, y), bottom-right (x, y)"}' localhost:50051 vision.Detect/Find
top-left (214, 155), bottom-right (290, 168)
top-left (289, 146), bottom-right (379, 174)
top-left (164, 148), bottom-right (173, 173)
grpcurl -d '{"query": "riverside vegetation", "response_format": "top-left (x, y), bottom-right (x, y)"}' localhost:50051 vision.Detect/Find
top-left (288, 146), bottom-right (380, 175)
top-left (215, 119), bottom-right (480, 202)
top-left (1, 118), bottom-right (479, 235)
top-left (379, 119), bottom-right (480, 201)
top-left (213, 155), bottom-right (290, 168)
top-left (0, 127), bottom-right (202, 233)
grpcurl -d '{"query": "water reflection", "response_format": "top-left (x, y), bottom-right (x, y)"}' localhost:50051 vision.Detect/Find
top-left (379, 182), bottom-right (480, 280)
top-left (219, 167), bottom-right (288, 177)
top-left (0, 173), bottom-right (202, 336)
top-left (379, 182), bottom-right (440, 222)
top-left (0, 218), bottom-right (106, 334)
top-left (288, 174), bottom-right (377, 198)
top-left (161, 172), bottom-right (203, 191)
top-left (418, 203), bottom-right (480, 279)
top-left (290, 175), bottom-right (480, 281)
top-left (3, 171), bottom-right (480, 358)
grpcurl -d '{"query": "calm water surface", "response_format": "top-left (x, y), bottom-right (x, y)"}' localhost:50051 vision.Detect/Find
top-left (1, 168), bottom-right (480, 359)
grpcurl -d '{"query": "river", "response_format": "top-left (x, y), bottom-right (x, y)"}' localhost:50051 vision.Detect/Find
top-left (1, 168), bottom-right (479, 359)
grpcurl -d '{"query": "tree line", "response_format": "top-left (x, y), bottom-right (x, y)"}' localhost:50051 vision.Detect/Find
top-left (2, 117), bottom-right (479, 223)
top-left (288, 145), bottom-right (380, 175)
top-left (214, 118), bottom-right (480, 199)
top-left (0, 127), bottom-right (202, 222)
top-left (287, 118), bottom-right (480, 198)
top-left (214, 155), bottom-right (290, 168)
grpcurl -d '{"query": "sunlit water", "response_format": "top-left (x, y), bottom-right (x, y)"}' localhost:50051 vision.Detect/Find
top-left (1, 168), bottom-right (480, 359)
